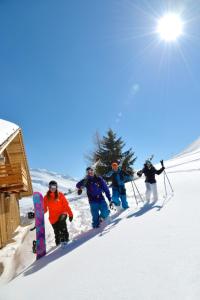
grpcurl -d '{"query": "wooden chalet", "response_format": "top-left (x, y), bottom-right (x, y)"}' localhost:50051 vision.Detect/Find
top-left (0, 119), bottom-right (33, 248)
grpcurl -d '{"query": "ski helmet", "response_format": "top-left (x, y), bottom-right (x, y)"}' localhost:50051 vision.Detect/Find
top-left (49, 180), bottom-right (58, 188)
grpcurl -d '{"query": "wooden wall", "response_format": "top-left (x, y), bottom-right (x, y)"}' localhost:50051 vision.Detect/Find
top-left (5, 131), bottom-right (33, 197)
top-left (0, 129), bottom-right (32, 248)
top-left (0, 193), bottom-right (20, 248)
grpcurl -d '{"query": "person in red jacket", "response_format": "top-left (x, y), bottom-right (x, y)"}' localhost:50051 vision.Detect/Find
top-left (44, 180), bottom-right (73, 246)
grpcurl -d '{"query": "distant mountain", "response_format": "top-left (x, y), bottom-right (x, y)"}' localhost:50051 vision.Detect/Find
top-left (30, 168), bottom-right (77, 195)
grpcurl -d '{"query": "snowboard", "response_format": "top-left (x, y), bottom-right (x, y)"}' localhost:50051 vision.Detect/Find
top-left (33, 192), bottom-right (46, 259)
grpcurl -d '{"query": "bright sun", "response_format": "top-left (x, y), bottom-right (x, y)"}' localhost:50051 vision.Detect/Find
top-left (157, 13), bottom-right (183, 42)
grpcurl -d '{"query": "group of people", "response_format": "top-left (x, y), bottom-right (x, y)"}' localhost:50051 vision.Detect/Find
top-left (44, 160), bottom-right (165, 246)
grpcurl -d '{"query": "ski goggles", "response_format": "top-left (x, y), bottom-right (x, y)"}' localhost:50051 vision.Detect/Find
top-left (49, 185), bottom-right (57, 190)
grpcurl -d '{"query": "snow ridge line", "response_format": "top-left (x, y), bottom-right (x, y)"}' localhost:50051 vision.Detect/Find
top-left (166, 157), bottom-right (200, 169)
top-left (168, 168), bottom-right (200, 174)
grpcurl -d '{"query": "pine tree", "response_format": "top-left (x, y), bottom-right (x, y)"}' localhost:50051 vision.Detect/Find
top-left (90, 129), bottom-right (136, 176)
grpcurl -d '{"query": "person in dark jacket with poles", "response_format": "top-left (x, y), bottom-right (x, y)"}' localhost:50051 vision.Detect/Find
top-left (137, 160), bottom-right (165, 205)
top-left (76, 167), bottom-right (112, 228)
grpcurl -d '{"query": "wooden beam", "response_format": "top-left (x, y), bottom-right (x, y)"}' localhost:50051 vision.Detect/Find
top-left (0, 184), bottom-right (28, 193)
top-left (18, 130), bottom-right (33, 195)
top-left (0, 163), bottom-right (21, 170)
top-left (0, 174), bottom-right (22, 185)
top-left (7, 152), bottom-right (23, 157)
top-left (0, 194), bottom-right (8, 247)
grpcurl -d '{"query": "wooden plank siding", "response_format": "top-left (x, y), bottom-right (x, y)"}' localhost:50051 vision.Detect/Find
top-left (5, 130), bottom-right (33, 197)
top-left (0, 193), bottom-right (20, 248)
top-left (0, 193), bottom-right (7, 248)
top-left (0, 163), bottom-right (28, 190)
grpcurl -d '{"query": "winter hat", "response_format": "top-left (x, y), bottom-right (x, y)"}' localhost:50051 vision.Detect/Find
top-left (49, 180), bottom-right (58, 187)
top-left (86, 167), bottom-right (94, 172)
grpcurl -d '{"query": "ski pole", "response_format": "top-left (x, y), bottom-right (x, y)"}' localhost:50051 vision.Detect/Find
top-left (131, 181), bottom-right (138, 206)
top-left (163, 172), bottom-right (167, 198)
top-left (164, 170), bottom-right (174, 193)
top-left (133, 180), bottom-right (144, 203)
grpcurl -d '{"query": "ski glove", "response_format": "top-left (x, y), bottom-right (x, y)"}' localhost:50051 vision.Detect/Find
top-left (69, 216), bottom-right (73, 222)
top-left (77, 189), bottom-right (82, 195)
top-left (137, 171), bottom-right (143, 177)
top-left (109, 201), bottom-right (114, 210)
top-left (160, 160), bottom-right (164, 167)
top-left (32, 240), bottom-right (37, 254)
top-left (59, 214), bottom-right (67, 222)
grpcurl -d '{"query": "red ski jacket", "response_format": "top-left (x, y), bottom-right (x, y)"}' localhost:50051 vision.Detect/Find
top-left (44, 192), bottom-right (73, 224)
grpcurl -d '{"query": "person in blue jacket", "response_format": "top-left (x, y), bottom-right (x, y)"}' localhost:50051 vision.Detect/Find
top-left (106, 162), bottom-right (133, 209)
top-left (76, 167), bottom-right (112, 228)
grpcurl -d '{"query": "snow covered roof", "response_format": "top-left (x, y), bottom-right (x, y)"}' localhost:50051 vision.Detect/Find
top-left (0, 119), bottom-right (19, 148)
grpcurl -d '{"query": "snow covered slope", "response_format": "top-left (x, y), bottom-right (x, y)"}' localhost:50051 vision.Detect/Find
top-left (174, 136), bottom-right (200, 157)
top-left (1, 138), bottom-right (200, 300)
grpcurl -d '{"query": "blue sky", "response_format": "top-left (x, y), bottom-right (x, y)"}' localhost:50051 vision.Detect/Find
top-left (0, 0), bottom-right (200, 178)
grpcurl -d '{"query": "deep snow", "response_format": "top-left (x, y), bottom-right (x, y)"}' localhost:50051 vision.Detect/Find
top-left (1, 138), bottom-right (200, 300)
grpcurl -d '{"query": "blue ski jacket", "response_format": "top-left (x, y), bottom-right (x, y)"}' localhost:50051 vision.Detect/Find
top-left (106, 167), bottom-right (133, 189)
top-left (76, 175), bottom-right (111, 202)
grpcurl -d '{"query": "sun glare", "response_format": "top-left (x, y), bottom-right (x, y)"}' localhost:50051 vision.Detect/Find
top-left (157, 13), bottom-right (183, 42)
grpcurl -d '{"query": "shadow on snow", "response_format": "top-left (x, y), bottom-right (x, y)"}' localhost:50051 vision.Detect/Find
top-left (14, 197), bottom-right (173, 280)
top-left (127, 202), bottom-right (162, 218)
top-left (19, 209), bottom-right (126, 278)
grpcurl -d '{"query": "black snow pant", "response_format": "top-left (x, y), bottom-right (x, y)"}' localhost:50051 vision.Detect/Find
top-left (52, 217), bottom-right (69, 245)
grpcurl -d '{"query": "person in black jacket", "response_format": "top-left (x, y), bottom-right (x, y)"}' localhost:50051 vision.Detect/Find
top-left (137, 160), bottom-right (165, 205)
